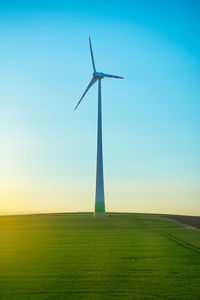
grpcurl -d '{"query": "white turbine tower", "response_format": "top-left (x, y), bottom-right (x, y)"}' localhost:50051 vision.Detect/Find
top-left (74, 37), bottom-right (124, 216)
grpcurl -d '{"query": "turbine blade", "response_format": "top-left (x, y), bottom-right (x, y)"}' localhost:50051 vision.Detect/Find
top-left (102, 73), bottom-right (124, 79)
top-left (89, 36), bottom-right (96, 72)
top-left (74, 77), bottom-right (97, 111)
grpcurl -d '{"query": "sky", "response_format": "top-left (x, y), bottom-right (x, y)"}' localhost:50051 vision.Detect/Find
top-left (0, 0), bottom-right (200, 215)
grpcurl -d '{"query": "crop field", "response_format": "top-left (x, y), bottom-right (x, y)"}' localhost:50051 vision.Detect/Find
top-left (0, 213), bottom-right (200, 299)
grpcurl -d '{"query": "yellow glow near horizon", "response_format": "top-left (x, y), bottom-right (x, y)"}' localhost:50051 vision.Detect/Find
top-left (1, 180), bottom-right (199, 216)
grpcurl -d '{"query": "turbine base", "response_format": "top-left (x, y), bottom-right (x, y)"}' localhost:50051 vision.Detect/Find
top-left (94, 212), bottom-right (106, 217)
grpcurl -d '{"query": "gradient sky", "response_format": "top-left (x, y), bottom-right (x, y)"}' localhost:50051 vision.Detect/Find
top-left (0, 0), bottom-right (199, 215)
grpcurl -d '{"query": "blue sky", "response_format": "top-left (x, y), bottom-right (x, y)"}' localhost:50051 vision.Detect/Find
top-left (0, 0), bottom-right (199, 215)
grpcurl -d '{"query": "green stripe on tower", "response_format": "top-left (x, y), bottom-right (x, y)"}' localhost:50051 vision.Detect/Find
top-left (95, 202), bottom-right (105, 213)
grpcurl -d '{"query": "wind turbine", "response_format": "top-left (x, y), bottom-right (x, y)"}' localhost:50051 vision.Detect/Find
top-left (74, 37), bottom-right (124, 216)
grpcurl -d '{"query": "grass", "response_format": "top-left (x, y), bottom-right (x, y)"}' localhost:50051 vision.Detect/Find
top-left (0, 213), bottom-right (200, 299)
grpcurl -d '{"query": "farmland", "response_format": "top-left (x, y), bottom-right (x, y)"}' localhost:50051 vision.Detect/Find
top-left (0, 213), bottom-right (200, 299)
top-left (163, 214), bottom-right (200, 229)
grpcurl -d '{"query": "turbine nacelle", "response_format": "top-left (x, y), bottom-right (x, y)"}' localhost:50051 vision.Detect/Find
top-left (93, 72), bottom-right (105, 79)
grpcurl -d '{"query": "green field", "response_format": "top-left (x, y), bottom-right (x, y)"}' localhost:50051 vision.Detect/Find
top-left (0, 213), bottom-right (200, 299)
